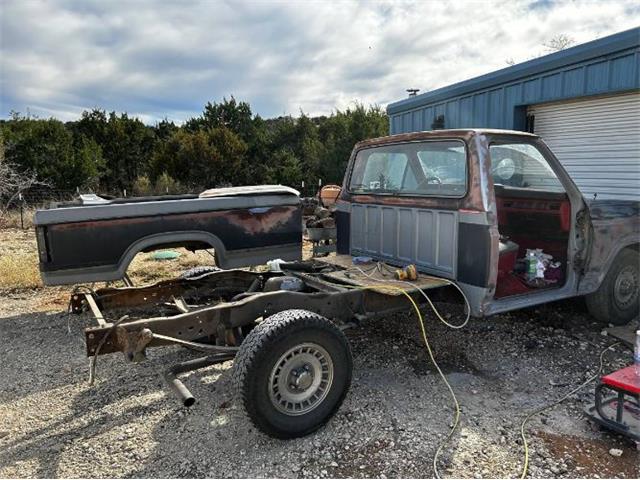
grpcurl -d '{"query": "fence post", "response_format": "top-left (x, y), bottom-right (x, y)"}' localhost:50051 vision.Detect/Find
top-left (18, 193), bottom-right (24, 229)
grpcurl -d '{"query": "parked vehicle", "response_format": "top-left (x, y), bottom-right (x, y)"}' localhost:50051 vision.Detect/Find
top-left (335, 129), bottom-right (639, 325)
top-left (43, 129), bottom-right (638, 439)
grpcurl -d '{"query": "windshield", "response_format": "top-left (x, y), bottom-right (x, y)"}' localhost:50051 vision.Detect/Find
top-left (349, 141), bottom-right (467, 197)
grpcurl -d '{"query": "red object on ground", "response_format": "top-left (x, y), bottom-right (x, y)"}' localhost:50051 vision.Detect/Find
top-left (601, 365), bottom-right (640, 394)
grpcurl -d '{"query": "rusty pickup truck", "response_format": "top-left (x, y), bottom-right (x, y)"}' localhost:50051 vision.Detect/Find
top-left (335, 129), bottom-right (639, 326)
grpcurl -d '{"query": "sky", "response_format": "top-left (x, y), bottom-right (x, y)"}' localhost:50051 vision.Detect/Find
top-left (1, 0), bottom-right (639, 124)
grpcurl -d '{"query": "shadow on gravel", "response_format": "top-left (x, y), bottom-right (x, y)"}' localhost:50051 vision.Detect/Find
top-left (0, 310), bottom-right (89, 402)
top-left (0, 308), bottom-right (237, 478)
top-left (1, 296), bottom-right (638, 478)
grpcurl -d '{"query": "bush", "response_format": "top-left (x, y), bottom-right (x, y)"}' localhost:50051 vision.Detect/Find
top-left (133, 175), bottom-right (153, 196)
top-left (154, 173), bottom-right (182, 195)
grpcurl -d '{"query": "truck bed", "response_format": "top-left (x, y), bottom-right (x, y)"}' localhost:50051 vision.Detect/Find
top-left (35, 185), bottom-right (302, 285)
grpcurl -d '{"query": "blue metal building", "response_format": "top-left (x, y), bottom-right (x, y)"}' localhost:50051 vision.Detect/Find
top-left (387, 27), bottom-right (640, 200)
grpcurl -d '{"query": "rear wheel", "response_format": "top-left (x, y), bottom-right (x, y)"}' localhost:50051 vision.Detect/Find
top-left (586, 248), bottom-right (639, 326)
top-left (233, 309), bottom-right (352, 438)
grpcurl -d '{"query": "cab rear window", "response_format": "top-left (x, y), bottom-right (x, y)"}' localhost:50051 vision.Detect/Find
top-left (349, 141), bottom-right (467, 197)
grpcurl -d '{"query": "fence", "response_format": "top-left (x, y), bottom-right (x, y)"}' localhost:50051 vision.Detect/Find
top-left (1, 179), bottom-right (337, 230)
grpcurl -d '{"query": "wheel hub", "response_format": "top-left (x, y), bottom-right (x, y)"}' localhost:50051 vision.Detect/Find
top-left (269, 343), bottom-right (334, 416)
top-left (614, 266), bottom-right (638, 309)
top-left (290, 364), bottom-right (313, 391)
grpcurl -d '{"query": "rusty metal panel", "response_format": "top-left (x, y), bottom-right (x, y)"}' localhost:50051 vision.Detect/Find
top-left (350, 204), bottom-right (457, 277)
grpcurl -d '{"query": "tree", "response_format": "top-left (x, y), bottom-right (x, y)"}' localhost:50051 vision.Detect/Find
top-left (150, 126), bottom-right (248, 189)
top-left (506, 33), bottom-right (576, 65)
top-left (543, 34), bottom-right (575, 52)
top-left (264, 148), bottom-right (303, 186)
top-left (0, 98), bottom-right (389, 196)
top-left (0, 132), bottom-right (47, 216)
top-left (1, 114), bottom-right (94, 190)
top-left (69, 109), bottom-right (155, 192)
top-left (318, 104), bottom-right (388, 183)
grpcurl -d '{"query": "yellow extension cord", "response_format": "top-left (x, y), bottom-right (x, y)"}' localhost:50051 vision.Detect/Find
top-left (346, 279), bottom-right (617, 480)
top-left (347, 283), bottom-right (461, 479)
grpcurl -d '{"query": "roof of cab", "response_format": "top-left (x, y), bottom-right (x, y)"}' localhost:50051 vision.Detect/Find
top-left (354, 128), bottom-right (538, 149)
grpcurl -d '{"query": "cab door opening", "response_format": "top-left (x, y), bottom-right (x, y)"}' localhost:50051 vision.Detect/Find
top-left (490, 142), bottom-right (571, 299)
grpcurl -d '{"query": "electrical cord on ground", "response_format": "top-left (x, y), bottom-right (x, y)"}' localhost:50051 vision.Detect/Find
top-left (346, 272), bottom-right (621, 479)
top-left (517, 341), bottom-right (619, 479)
top-left (343, 282), bottom-right (464, 479)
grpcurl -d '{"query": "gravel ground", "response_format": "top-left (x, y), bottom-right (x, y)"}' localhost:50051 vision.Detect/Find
top-left (0, 288), bottom-right (639, 478)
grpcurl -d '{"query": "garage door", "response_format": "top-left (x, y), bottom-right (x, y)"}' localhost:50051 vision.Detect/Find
top-left (529, 92), bottom-right (640, 201)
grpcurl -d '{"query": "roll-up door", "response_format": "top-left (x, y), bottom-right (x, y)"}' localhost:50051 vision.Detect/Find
top-left (528, 92), bottom-right (640, 201)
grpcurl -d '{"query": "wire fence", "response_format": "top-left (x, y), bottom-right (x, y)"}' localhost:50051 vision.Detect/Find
top-left (1, 180), bottom-right (333, 230)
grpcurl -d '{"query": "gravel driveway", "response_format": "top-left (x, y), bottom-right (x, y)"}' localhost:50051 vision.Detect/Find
top-left (0, 291), bottom-right (638, 478)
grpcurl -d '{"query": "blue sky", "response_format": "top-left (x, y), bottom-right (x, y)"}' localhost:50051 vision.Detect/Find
top-left (1, 0), bottom-right (638, 124)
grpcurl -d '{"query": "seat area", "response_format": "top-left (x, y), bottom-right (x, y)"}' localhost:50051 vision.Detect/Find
top-left (494, 186), bottom-right (571, 298)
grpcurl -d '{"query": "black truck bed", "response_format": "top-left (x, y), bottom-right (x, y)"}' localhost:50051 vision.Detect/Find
top-left (34, 185), bottom-right (302, 285)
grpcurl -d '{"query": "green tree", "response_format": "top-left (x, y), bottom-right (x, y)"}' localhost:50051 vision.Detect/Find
top-left (1, 113), bottom-right (99, 190)
top-left (264, 148), bottom-right (303, 186)
top-left (70, 109), bottom-right (155, 192)
top-left (150, 126), bottom-right (248, 189)
top-left (0, 98), bottom-right (388, 196)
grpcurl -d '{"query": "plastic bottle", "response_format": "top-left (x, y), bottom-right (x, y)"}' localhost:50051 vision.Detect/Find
top-left (526, 251), bottom-right (537, 280)
top-left (635, 329), bottom-right (640, 376)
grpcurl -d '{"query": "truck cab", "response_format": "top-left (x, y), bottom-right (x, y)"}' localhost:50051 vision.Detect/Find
top-left (335, 129), bottom-right (639, 324)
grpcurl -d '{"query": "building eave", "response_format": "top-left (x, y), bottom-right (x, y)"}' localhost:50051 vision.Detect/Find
top-left (387, 27), bottom-right (640, 115)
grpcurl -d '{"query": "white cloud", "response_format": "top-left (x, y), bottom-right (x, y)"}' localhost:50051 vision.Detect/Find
top-left (1, 0), bottom-right (638, 123)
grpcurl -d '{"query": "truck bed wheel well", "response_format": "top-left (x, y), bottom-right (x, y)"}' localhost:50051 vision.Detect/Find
top-left (117, 231), bottom-right (227, 277)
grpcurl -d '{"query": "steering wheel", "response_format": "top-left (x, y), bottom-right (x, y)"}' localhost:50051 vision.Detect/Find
top-left (416, 175), bottom-right (442, 189)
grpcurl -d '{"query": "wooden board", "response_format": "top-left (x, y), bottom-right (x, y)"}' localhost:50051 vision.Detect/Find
top-left (317, 254), bottom-right (449, 295)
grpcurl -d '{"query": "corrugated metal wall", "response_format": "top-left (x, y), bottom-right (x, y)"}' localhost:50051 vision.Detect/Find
top-left (529, 92), bottom-right (640, 201)
top-left (389, 47), bottom-right (640, 135)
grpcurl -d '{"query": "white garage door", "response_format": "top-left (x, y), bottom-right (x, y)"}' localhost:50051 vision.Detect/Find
top-left (529, 92), bottom-right (640, 201)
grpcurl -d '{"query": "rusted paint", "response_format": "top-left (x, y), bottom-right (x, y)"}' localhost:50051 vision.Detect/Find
top-left (42, 205), bottom-right (301, 273)
top-left (578, 200), bottom-right (640, 294)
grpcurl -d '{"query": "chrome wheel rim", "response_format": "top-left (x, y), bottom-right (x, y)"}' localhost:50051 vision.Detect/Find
top-left (269, 342), bottom-right (333, 416)
top-left (613, 265), bottom-right (638, 309)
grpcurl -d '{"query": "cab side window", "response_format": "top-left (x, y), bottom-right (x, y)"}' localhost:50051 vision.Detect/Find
top-left (489, 143), bottom-right (565, 192)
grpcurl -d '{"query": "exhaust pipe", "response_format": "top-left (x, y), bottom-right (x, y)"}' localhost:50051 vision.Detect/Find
top-left (163, 354), bottom-right (235, 407)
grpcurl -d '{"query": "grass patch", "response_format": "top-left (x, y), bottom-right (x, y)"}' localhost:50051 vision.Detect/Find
top-left (0, 227), bottom-right (42, 291)
top-left (0, 209), bottom-right (35, 229)
top-left (0, 252), bottom-right (42, 289)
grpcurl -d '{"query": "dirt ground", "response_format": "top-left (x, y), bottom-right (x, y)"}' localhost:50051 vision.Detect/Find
top-left (0, 227), bottom-right (638, 478)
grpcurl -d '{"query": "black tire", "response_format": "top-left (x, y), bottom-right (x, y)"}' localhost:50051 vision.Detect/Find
top-left (586, 248), bottom-right (639, 326)
top-left (233, 309), bottom-right (352, 439)
top-left (180, 266), bottom-right (220, 279)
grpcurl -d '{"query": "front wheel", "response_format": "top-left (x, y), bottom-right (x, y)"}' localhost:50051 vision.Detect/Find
top-left (233, 309), bottom-right (352, 438)
top-left (586, 248), bottom-right (639, 326)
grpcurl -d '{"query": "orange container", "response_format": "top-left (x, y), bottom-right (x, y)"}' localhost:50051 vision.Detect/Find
top-left (319, 185), bottom-right (341, 207)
